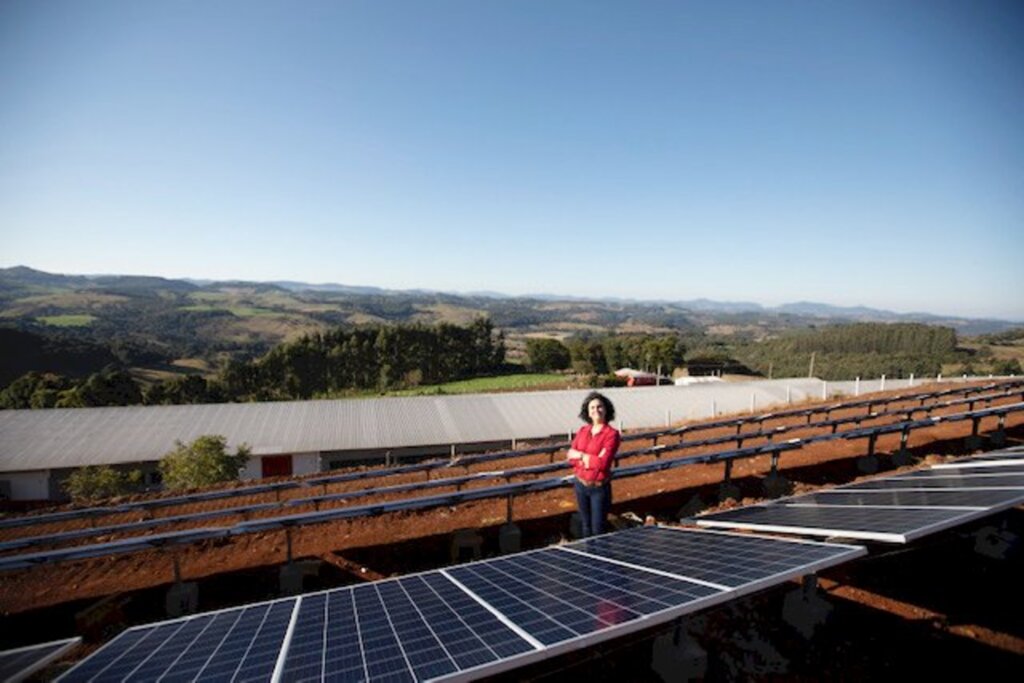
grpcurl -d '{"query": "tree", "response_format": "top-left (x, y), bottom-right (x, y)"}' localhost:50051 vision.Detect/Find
top-left (525, 338), bottom-right (571, 371)
top-left (64, 465), bottom-right (142, 502)
top-left (145, 374), bottom-right (217, 405)
top-left (0, 372), bottom-right (74, 409)
top-left (992, 358), bottom-right (1023, 375)
top-left (54, 367), bottom-right (143, 408)
top-left (567, 339), bottom-right (608, 375)
top-left (159, 435), bottom-right (251, 491)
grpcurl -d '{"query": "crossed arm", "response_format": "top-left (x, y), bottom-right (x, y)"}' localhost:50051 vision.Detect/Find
top-left (567, 447), bottom-right (607, 470)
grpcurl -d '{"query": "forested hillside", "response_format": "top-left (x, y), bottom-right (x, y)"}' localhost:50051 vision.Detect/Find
top-left (221, 318), bottom-right (506, 400)
top-left (735, 323), bottom-right (961, 380)
top-left (2, 267), bottom-right (1021, 409)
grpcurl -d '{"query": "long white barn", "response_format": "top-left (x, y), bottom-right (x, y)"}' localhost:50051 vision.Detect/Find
top-left (0, 377), bottom-right (915, 501)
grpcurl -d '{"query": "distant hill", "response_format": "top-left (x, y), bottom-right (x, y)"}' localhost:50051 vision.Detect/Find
top-left (0, 328), bottom-right (118, 386)
top-left (2, 266), bottom-right (1022, 395)
top-left (0, 265), bottom-right (1019, 358)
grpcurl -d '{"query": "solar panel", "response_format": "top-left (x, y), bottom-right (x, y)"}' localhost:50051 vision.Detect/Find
top-left (279, 572), bottom-right (535, 682)
top-left (844, 472), bottom-right (1024, 490)
top-left (927, 463), bottom-right (1024, 475)
top-left (697, 440), bottom-right (1024, 544)
top-left (931, 452), bottom-right (1024, 469)
top-left (58, 598), bottom-right (296, 682)
top-left (779, 488), bottom-right (1024, 509)
top-left (0, 637), bottom-right (80, 683)
top-left (0, 527), bottom-right (232, 571)
top-left (563, 525), bottom-right (862, 589)
top-left (445, 546), bottom-right (721, 647)
top-left (61, 527), bottom-right (862, 682)
top-left (697, 504), bottom-right (970, 543)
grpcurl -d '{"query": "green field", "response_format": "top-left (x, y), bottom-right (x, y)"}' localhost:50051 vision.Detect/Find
top-left (318, 373), bottom-right (572, 399)
top-left (392, 373), bottom-right (571, 396)
top-left (37, 314), bottom-right (96, 327)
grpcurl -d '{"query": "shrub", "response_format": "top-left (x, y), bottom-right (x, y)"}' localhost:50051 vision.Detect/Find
top-left (159, 435), bottom-right (251, 491)
top-left (64, 466), bottom-right (142, 502)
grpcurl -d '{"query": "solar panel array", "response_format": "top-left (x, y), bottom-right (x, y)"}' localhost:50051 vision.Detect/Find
top-left (0, 440), bottom-right (801, 571)
top-left (5, 397), bottom-right (1024, 570)
top-left (0, 637), bottom-right (80, 683)
top-left (6, 379), bottom-right (1018, 534)
top-left (59, 526), bottom-right (864, 682)
top-left (697, 447), bottom-right (1024, 543)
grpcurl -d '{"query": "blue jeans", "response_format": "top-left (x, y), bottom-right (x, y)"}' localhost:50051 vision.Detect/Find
top-left (574, 478), bottom-right (611, 537)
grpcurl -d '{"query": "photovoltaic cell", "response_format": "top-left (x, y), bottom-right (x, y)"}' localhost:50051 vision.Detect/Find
top-left (565, 525), bottom-right (864, 588)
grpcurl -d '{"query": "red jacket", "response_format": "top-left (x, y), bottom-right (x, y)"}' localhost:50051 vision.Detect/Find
top-left (570, 423), bottom-right (621, 485)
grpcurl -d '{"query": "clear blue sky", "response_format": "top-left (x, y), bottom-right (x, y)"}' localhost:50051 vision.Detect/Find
top-left (2, 1), bottom-right (1022, 320)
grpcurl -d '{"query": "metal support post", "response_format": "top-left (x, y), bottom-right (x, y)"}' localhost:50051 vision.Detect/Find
top-left (893, 425), bottom-right (912, 466)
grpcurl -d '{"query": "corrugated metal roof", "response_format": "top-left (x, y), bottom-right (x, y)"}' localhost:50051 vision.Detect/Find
top-left (0, 378), bottom-right (916, 473)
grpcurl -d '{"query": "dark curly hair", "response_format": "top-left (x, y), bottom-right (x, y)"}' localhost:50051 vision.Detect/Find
top-left (578, 391), bottom-right (616, 424)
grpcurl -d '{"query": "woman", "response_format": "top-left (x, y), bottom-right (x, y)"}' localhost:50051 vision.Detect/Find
top-left (567, 391), bottom-right (621, 537)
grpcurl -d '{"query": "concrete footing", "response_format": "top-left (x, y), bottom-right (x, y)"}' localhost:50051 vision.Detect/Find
top-left (451, 529), bottom-right (483, 563)
top-left (166, 581), bottom-right (198, 617)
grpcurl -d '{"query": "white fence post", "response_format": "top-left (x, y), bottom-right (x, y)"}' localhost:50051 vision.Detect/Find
top-left (786, 386), bottom-right (792, 404)
top-left (909, 373), bottom-right (915, 387)
top-left (822, 382), bottom-right (828, 399)
top-left (855, 377), bottom-right (860, 396)
top-left (880, 374), bottom-right (886, 391)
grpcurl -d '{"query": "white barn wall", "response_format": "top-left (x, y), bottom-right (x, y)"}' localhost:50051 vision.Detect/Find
top-left (240, 457), bottom-right (262, 481)
top-left (293, 452), bottom-right (319, 476)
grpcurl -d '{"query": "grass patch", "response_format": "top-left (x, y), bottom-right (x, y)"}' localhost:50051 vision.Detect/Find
top-left (393, 373), bottom-right (570, 396)
top-left (37, 314), bottom-right (96, 327)
top-left (314, 373), bottom-right (574, 400)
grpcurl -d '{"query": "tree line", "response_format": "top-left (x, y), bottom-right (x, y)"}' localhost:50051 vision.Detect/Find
top-left (220, 317), bottom-right (505, 400)
top-left (0, 318), bottom-right (506, 408)
top-left (526, 334), bottom-right (688, 376)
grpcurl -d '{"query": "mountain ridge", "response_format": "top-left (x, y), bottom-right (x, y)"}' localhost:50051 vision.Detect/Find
top-left (1, 265), bottom-right (1019, 328)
